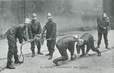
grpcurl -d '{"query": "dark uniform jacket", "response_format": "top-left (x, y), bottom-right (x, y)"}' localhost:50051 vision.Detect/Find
top-left (76, 33), bottom-right (94, 53)
top-left (43, 20), bottom-right (56, 39)
top-left (28, 20), bottom-right (42, 39)
top-left (97, 16), bottom-right (110, 33)
top-left (6, 24), bottom-right (27, 44)
top-left (56, 36), bottom-right (78, 49)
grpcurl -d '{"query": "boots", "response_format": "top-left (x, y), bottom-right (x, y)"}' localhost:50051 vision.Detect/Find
top-left (53, 57), bottom-right (68, 66)
top-left (31, 50), bottom-right (35, 57)
top-left (48, 55), bottom-right (53, 60)
top-left (6, 64), bottom-right (15, 69)
top-left (106, 46), bottom-right (110, 49)
top-left (37, 47), bottom-right (43, 55)
top-left (37, 52), bottom-right (43, 55)
top-left (80, 54), bottom-right (86, 57)
top-left (14, 60), bottom-right (23, 64)
top-left (37, 49), bottom-right (43, 55)
top-left (45, 53), bottom-right (50, 56)
top-left (53, 60), bottom-right (59, 66)
top-left (96, 50), bottom-right (101, 56)
top-left (71, 54), bottom-right (76, 60)
top-left (32, 53), bottom-right (35, 57)
top-left (97, 45), bottom-right (100, 48)
top-left (48, 53), bottom-right (53, 60)
top-left (97, 51), bottom-right (101, 56)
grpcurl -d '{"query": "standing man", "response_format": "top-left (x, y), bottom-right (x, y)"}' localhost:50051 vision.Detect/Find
top-left (41, 13), bottom-right (57, 60)
top-left (6, 23), bottom-right (28, 69)
top-left (53, 35), bottom-right (78, 66)
top-left (28, 13), bottom-right (43, 57)
top-left (97, 12), bottom-right (110, 49)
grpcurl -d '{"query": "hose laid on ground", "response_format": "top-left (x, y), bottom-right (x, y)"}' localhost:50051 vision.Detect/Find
top-left (0, 44), bottom-right (113, 72)
top-left (19, 37), bottom-right (38, 63)
top-left (0, 39), bottom-right (35, 72)
top-left (19, 37), bottom-right (52, 63)
top-left (0, 33), bottom-right (114, 72)
top-left (0, 35), bottom-right (52, 72)
top-left (0, 38), bottom-right (40, 72)
top-left (0, 32), bottom-right (78, 61)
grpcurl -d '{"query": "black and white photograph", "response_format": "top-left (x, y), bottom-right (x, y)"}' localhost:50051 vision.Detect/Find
top-left (0, 0), bottom-right (114, 73)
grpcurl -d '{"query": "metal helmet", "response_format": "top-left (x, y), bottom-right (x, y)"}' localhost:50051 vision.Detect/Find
top-left (32, 13), bottom-right (37, 17)
top-left (25, 18), bottom-right (31, 24)
top-left (32, 13), bottom-right (38, 20)
top-left (48, 13), bottom-right (52, 17)
top-left (74, 35), bottom-right (79, 39)
top-left (47, 12), bottom-right (52, 19)
top-left (103, 13), bottom-right (107, 18)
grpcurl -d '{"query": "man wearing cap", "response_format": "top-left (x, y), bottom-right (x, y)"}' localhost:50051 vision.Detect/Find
top-left (41, 13), bottom-right (56, 60)
top-left (97, 12), bottom-right (111, 49)
top-left (76, 33), bottom-right (101, 57)
top-left (6, 23), bottom-right (27, 69)
top-left (28, 13), bottom-right (43, 57)
top-left (53, 35), bottom-right (78, 66)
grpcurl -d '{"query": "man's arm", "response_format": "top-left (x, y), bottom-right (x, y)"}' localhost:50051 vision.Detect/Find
top-left (22, 24), bottom-right (28, 41)
top-left (49, 23), bottom-right (56, 39)
top-left (37, 22), bottom-right (42, 34)
top-left (76, 44), bottom-right (80, 54)
top-left (41, 24), bottom-right (47, 39)
top-left (106, 17), bottom-right (111, 31)
top-left (28, 24), bottom-right (33, 39)
top-left (16, 26), bottom-right (24, 43)
top-left (97, 17), bottom-right (104, 30)
top-left (40, 24), bottom-right (47, 45)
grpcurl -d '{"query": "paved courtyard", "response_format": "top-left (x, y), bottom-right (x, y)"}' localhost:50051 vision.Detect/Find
top-left (0, 30), bottom-right (114, 73)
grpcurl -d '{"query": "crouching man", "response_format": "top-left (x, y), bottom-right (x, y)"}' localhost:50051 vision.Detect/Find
top-left (76, 33), bottom-right (101, 57)
top-left (53, 35), bottom-right (78, 66)
top-left (6, 23), bottom-right (27, 69)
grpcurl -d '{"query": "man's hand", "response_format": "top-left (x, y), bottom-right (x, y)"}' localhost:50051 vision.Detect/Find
top-left (34, 36), bottom-right (40, 40)
top-left (34, 34), bottom-right (41, 40)
top-left (21, 41), bottom-right (26, 46)
top-left (40, 38), bottom-right (44, 45)
top-left (107, 26), bottom-right (111, 31)
top-left (35, 34), bottom-right (40, 37)
top-left (103, 27), bottom-right (106, 30)
top-left (47, 38), bottom-right (52, 40)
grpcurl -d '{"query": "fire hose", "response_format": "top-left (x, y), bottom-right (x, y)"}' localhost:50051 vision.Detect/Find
top-left (0, 36), bottom-right (44, 72)
top-left (19, 39), bottom-right (35, 63)
top-left (0, 33), bottom-right (113, 72)
top-left (19, 37), bottom-right (53, 63)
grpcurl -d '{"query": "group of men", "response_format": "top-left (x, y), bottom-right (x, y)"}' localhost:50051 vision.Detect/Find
top-left (53, 12), bottom-right (110, 66)
top-left (6, 12), bottom-right (56, 69)
top-left (5, 12), bottom-right (110, 69)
